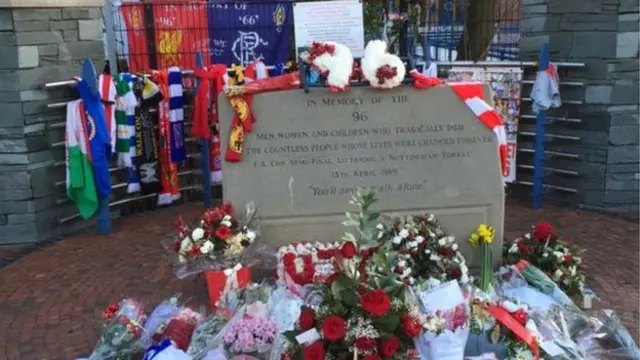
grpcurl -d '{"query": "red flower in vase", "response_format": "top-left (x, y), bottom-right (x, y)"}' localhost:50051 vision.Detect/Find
top-left (214, 226), bottom-right (230, 240)
top-left (321, 315), bottom-right (346, 341)
top-left (203, 208), bottom-right (224, 224)
top-left (360, 289), bottom-right (391, 317)
top-left (532, 221), bottom-right (555, 242)
top-left (564, 254), bottom-right (573, 263)
top-left (188, 245), bottom-right (201, 256)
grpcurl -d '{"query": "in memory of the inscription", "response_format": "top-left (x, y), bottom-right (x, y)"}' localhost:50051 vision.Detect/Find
top-left (244, 93), bottom-right (495, 199)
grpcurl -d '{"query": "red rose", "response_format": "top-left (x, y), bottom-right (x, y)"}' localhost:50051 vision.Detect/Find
top-left (564, 254), bottom-right (573, 263)
top-left (303, 341), bottom-right (325, 360)
top-left (402, 314), bottom-right (422, 337)
top-left (532, 221), bottom-right (555, 241)
top-left (448, 267), bottom-right (462, 280)
top-left (360, 289), bottom-right (392, 317)
top-left (299, 308), bottom-right (316, 330)
top-left (379, 336), bottom-right (401, 356)
top-left (203, 209), bottom-right (224, 224)
top-left (516, 241), bottom-right (532, 255)
top-left (222, 202), bottom-right (235, 216)
top-left (214, 226), bottom-right (230, 240)
top-left (355, 337), bottom-right (377, 350)
top-left (321, 315), bottom-right (346, 341)
top-left (512, 309), bottom-right (528, 325)
top-left (362, 355), bottom-right (381, 360)
top-left (341, 241), bottom-right (357, 258)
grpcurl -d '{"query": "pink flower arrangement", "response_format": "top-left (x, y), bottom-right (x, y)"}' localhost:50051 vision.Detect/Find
top-left (223, 316), bottom-right (277, 357)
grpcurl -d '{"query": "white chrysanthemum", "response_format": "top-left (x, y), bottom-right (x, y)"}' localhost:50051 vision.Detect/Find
top-left (200, 240), bottom-right (214, 254)
top-left (191, 228), bottom-right (204, 241)
top-left (376, 223), bottom-right (384, 230)
top-left (415, 235), bottom-right (425, 244)
top-left (575, 257), bottom-right (582, 264)
top-left (429, 254), bottom-right (440, 261)
top-left (245, 230), bottom-right (256, 241)
top-left (398, 260), bottom-right (407, 268)
top-left (451, 243), bottom-right (458, 251)
top-left (438, 238), bottom-right (446, 246)
top-left (543, 252), bottom-right (549, 258)
top-left (222, 215), bottom-right (231, 222)
top-left (392, 236), bottom-right (402, 244)
top-left (220, 220), bottom-right (231, 227)
top-left (399, 229), bottom-right (409, 238)
top-left (524, 232), bottom-right (531, 240)
top-left (407, 241), bottom-right (418, 248)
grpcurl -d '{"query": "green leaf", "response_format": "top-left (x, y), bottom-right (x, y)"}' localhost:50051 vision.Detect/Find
top-left (367, 211), bottom-right (381, 222)
top-left (342, 219), bottom-right (359, 227)
top-left (283, 330), bottom-right (299, 343)
top-left (373, 313), bottom-right (400, 333)
top-left (331, 279), bottom-right (344, 300)
top-left (341, 288), bottom-right (360, 307)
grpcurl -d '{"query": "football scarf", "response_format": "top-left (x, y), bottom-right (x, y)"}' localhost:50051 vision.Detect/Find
top-left (114, 73), bottom-right (137, 168)
top-left (152, 70), bottom-right (181, 205)
top-left (168, 67), bottom-right (186, 162)
top-left (132, 78), bottom-right (163, 196)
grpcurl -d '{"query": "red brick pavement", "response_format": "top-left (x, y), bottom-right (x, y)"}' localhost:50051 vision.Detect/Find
top-left (0, 199), bottom-right (638, 360)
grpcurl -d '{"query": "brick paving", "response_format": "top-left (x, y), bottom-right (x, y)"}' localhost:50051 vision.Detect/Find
top-left (0, 199), bottom-right (638, 360)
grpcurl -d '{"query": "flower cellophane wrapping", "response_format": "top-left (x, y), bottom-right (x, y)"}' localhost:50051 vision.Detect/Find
top-left (88, 298), bottom-right (146, 360)
top-left (141, 294), bottom-right (182, 348)
top-left (165, 201), bottom-right (277, 279)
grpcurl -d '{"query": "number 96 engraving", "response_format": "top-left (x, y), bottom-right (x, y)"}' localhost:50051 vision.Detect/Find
top-left (352, 111), bottom-right (368, 123)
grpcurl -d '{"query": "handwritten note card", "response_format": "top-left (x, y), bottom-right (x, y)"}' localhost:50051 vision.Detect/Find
top-left (419, 280), bottom-right (465, 312)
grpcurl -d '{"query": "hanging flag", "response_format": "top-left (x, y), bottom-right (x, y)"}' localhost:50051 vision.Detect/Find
top-left (65, 100), bottom-right (98, 219)
top-left (118, 3), bottom-right (149, 72)
top-left (153, 3), bottom-right (211, 70)
top-left (207, 1), bottom-right (294, 66)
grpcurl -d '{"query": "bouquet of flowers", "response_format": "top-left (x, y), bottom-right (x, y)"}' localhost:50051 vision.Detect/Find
top-left (142, 294), bottom-right (181, 348)
top-left (187, 312), bottom-right (233, 359)
top-left (277, 242), bottom-right (344, 289)
top-left (503, 222), bottom-right (586, 296)
top-left (483, 299), bottom-right (541, 360)
top-left (167, 202), bottom-right (260, 278)
top-left (377, 211), bottom-right (470, 287)
top-left (156, 307), bottom-right (204, 351)
top-left (417, 302), bottom-right (470, 359)
top-left (221, 282), bottom-right (273, 314)
top-left (281, 190), bottom-right (423, 360)
top-left (88, 299), bottom-right (147, 360)
top-left (222, 315), bottom-right (278, 359)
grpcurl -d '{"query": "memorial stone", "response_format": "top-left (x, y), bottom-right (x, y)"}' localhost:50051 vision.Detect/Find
top-left (219, 85), bottom-right (505, 265)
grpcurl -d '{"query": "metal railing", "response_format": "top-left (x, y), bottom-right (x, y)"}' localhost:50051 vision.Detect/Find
top-left (43, 73), bottom-right (213, 227)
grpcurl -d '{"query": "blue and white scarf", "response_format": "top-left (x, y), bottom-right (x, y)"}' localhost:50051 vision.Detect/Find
top-left (168, 67), bottom-right (186, 162)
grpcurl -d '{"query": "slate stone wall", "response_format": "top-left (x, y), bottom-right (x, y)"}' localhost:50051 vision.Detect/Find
top-left (0, 7), bottom-right (103, 244)
top-left (520, 0), bottom-right (639, 212)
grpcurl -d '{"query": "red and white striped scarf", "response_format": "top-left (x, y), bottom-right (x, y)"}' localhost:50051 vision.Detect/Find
top-left (449, 82), bottom-right (509, 177)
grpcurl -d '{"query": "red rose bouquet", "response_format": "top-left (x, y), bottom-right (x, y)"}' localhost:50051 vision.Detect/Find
top-left (165, 202), bottom-right (261, 278)
top-left (88, 298), bottom-right (147, 360)
top-left (281, 190), bottom-right (422, 360)
top-left (503, 222), bottom-right (586, 296)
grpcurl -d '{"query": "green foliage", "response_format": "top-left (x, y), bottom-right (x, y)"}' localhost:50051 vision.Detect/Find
top-left (344, 188), bottom-right (382, 247)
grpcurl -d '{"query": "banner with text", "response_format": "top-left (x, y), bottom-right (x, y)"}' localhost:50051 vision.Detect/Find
top-left (293, 0), bottom-right (365, 58)
top-left (206, 1), bottom-right (294, 66)
top-left (449, 67), bottom-right (523, 183)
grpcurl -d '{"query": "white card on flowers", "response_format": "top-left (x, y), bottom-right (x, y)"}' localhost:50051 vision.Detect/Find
top-left (419, 280), bottom-right (465, 312)
top-left (295, 328), bottom-right (321, 345)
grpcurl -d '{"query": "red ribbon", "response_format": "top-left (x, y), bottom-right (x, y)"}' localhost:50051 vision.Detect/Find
top-left (486, 305), bottom-right (540, 359)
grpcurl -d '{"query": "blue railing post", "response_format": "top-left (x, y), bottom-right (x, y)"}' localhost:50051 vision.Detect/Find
top-left (532, 43), bottom-right (549, 210)
top-left (195, 52), bottom-right (213, 208)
